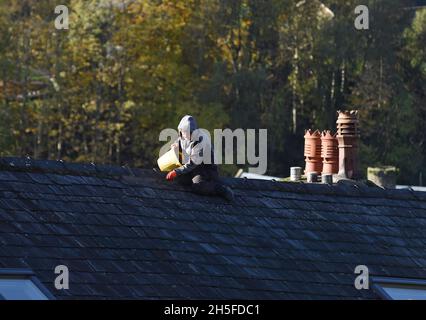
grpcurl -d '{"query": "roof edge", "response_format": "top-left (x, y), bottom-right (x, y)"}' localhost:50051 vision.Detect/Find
top-left (0, 156), bottom-right (151, 179)
top-left (0, 157), bottom-right (424, 202)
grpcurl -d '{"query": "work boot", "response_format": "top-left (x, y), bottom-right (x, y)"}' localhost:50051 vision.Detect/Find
top-left (216, 184), bottom-right (234, 202)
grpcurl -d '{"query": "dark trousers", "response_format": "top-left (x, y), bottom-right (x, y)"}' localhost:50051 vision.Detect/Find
top-left (175, 165), bottom-right (221, 196)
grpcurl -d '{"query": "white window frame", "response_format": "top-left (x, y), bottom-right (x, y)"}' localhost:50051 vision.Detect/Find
top-left (372, 276), bottom-right (426, 300)
top-left (0, 269), bottom-right (55, 300)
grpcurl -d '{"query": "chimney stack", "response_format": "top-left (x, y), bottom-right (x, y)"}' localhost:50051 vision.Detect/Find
top-left (321, 130), bottom-right (338, 175)
top-left (336, 110), bottom-right (360, 179)
top-left (304, 129), bottom-right (322, 175)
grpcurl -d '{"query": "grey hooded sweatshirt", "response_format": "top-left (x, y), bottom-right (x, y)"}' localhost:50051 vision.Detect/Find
top-left (174, 115), bottom-right (216, 176)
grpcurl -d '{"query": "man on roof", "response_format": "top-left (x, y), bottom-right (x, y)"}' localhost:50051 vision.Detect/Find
top-left (165, 115), bottom-right (234, 201)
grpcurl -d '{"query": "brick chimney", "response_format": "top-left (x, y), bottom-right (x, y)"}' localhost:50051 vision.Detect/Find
top-left (336, 110), bottom-right (360, 179)
top-left (321, 130), bottom-right (338, 175)
top-left (304, 129), bottom-right (322, 174)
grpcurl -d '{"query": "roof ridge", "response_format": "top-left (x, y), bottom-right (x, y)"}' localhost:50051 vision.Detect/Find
top-left (0, 157), bottom-right (423, 202)
top-left (0, 156), bottom-right (144, 178)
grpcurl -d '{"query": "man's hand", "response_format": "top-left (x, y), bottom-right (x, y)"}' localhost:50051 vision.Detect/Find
top-left (166, 170), bottom-right (177, 181)
top-left (171, 142), bottom-right (178, 151)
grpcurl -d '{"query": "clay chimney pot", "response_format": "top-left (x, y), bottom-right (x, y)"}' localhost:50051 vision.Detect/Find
top-left (336, 110), bottom-right (360, 179)
top-left (321, 130), bottom-right (338, 175)
top-left (304, 129), bottom-right (322, 174)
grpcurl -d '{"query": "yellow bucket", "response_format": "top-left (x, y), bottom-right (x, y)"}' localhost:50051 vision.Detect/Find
top-left (157, 148), bottom-right (182, 172)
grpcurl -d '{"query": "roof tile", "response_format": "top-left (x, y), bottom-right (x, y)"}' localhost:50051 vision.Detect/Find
top-left (0, 158), bottom-right (424, 299)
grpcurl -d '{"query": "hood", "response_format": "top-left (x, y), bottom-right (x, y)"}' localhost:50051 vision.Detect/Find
top-left (177, 115), bottom-right (198, 141)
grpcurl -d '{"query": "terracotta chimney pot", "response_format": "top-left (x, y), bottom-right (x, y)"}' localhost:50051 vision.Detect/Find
top-left (304, 129), bottom-right (322, 174)
top-left (336, 110), bottom-right (360, 179)
top-left (321, 130), bottom-right (338, 175)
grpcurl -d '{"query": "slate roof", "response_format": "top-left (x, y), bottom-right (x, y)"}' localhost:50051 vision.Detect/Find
top-left (0, 157), bottom-right (425, 300)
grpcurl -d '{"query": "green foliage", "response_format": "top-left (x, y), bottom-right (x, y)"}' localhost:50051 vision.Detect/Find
top-left (0, 0), bottom-right (424, 184)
